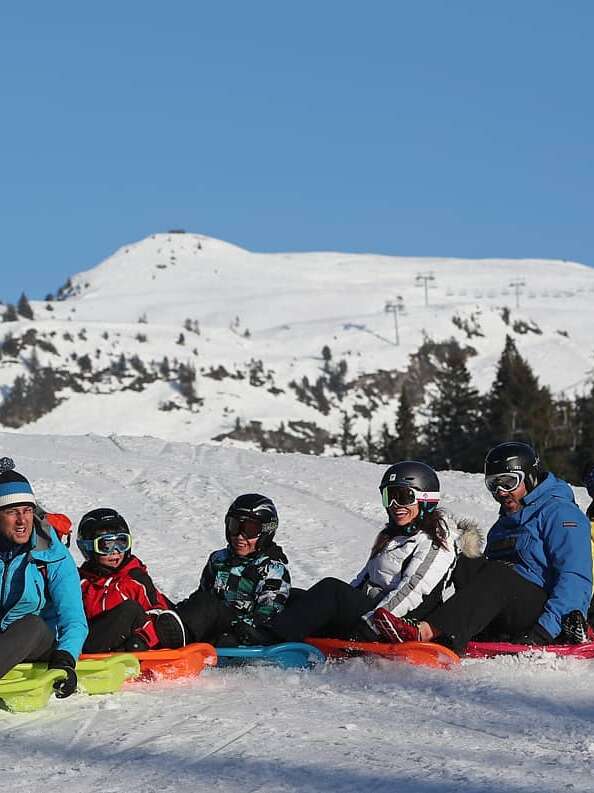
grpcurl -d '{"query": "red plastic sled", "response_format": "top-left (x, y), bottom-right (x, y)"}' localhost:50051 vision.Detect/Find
top-left (81, 642), bottom-right (217, 681)
top-left (306, 638), bottom-right (460, 669)
top-left (465, 640), bottom-right (594, 659)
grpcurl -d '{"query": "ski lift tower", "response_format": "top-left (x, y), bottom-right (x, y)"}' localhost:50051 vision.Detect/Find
top-left (415, 272), bottom-right (436, 307)
top-left (384, 296), bottom-right (405, 346)
top-left (509, 279), bottom-right (526, 309)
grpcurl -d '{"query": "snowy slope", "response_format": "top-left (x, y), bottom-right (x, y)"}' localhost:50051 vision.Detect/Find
top-left (2, 232), bottom-right (594, 448)
top-left (2, 431), bottom-right (594, 793)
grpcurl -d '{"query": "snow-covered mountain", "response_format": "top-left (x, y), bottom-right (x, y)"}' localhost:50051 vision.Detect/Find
top-left (1, 232), bottom-right (593, 450)
top-left (3, 431), bottom-right (593, 793)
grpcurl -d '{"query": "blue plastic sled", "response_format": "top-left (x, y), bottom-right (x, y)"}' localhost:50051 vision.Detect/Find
top-left (215, 642), bottom-right (325, 669)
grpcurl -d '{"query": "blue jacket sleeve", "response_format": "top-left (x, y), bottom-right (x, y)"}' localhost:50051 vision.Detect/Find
top-left (537, 505), bottom-right (593, 638)
top-left (46, 551), bottom-right (89, 659)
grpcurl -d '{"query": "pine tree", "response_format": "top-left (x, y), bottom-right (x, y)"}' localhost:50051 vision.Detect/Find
top-left (1, 332), bottom-right (19, 357)
top-left (485, 335), bottom-right (554, 455)
top-left (339, 411), bottom-right (357, 456)
top-left (423, 342), bottom-right (483, 471)
top-left (159, 356), bottom-right (171, 379)
top-left (575, 384), bottom-right (594, 476)
top-left (394, 385), bottom-right (418, 460)
top-left (178, 362), bottom-right (199, 408)
top-left (3, 304), bottom-right (18, 322)
top-left (378, 422), bottom-right (398, 463)
top-left (111, 354), bottom-right (127, 378)
top-left (328, 359), bottom-right (348, 400)
top-left (0, 365), bottom-right (59, 428)
top-left (77, 354), bottom-right (92, 373)
top-left (17, 292), bottom-right (34, 320)
top-left (0, 376), bottom-right (27, 426)
top-left (360, 422), bottom-right (379, 462)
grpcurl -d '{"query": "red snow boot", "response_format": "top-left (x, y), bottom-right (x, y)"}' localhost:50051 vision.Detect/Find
top-left (372, 608), bottom-right (420, 643)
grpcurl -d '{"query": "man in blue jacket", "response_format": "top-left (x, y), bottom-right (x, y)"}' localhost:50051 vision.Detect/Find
top-left (374, 442), bottom-right (593, 650)
top-left (0, 466), bottom-right (88, 696)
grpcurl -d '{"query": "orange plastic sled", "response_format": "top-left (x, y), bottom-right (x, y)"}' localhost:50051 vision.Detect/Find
top-left (306, 638), bottom-right (460, 669)
top-left (81, 642), bottom-right (217, 681)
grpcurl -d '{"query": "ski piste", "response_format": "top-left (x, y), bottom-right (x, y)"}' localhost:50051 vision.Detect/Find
top-left (4, 635), bottom-right (594, 713)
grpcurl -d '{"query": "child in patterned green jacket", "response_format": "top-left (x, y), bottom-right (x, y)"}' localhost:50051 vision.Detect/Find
top-left (174, 494), bottom-right (291, 645)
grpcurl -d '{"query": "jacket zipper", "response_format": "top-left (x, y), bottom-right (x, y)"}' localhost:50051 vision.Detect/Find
top-left (0, 557), bottom-right (11, 620)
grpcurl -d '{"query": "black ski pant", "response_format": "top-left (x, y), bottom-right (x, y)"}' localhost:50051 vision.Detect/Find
top-left (425, 558), bottom-right (548, 652)
top-left (83, 600), bottom-right (148, 653)
top-left (0, 614), bottom-right (55, 679)
top-left (269, 577), bottom-right (378, 642)
top-left (174, 590), bottom-right (235, 643)
top-left (270, 573), bottom-right (452, 643)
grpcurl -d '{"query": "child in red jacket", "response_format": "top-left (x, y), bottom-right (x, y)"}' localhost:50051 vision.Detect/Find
top-left (77, 508), bottom-right (185, 652)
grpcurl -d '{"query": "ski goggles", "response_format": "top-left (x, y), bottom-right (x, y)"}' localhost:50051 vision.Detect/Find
top-left (485, 471), bottom-right (525, 494)
top-left (226, 515), bottom-right (263, 539)
top-left (381, 485), bottom-right (419, 508)
top-left (79, 532), bottom-right (132, 556)
top-left (381, 484), bottom-right (440, 509)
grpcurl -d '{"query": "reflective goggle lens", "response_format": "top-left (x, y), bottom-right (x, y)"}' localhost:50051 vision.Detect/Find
top-left (226, 515), bottom-right (262, 539)
top-left (485, 472), bottom-right (524, 494)
top-left (94, 533), bottom-right (131, 555)
top-left (382, 485), bottom-right (417, 508)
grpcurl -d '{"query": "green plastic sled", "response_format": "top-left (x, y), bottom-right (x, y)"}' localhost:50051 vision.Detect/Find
top-left (1, 654), bottom-right (140, 713)
top-left (0, 667), bottom-right (66, 713)
top-left (75, 654), bottom-right (140, 694)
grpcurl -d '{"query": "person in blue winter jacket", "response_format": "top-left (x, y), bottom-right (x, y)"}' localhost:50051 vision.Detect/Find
top-left (0, 466), bottom-right (88, 695)
top-left (374, 442), bottom-right (593, 650)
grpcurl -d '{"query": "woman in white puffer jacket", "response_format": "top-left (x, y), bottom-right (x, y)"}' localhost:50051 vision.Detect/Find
top-left (266, 461), bottom-right (476, 644)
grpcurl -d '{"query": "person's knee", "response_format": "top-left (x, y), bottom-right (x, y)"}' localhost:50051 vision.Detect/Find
top-left (117, 600), bottom-right (146, 620)
top-left (14, 614), bottom-right (55, 661)
top-left (19, 614), bottom-right (54, 643)
top-left (314, 577), bottom-right (343, 592)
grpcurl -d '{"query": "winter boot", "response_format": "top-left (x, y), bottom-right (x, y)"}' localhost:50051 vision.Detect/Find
top-left (372, 608), bottom-right (420, 643)
top-left (155, 610), bottom-right (187, 649)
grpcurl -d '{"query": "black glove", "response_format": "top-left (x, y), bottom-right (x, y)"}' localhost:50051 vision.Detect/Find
top-left (48, 650), bottom-right (78, 699)
top-left (516, 623), bottom-right (554, 646)
top-left (232, 621), bottom-right (278, 646)
top-left (560, 610), bottom-right (589, 644)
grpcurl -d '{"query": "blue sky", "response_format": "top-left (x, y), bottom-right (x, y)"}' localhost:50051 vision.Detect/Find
top-left (1, 1), bottom-right (593, 303)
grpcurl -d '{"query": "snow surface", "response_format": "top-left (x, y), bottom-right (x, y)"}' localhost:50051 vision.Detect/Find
top-left (4, 232), bottom-right (594, 446)
top-left (2, 431), bottom-right (594, 793)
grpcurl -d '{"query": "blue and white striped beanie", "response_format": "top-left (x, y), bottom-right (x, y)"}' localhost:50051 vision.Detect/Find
top-left (0, 469), bottom-right (36, 509)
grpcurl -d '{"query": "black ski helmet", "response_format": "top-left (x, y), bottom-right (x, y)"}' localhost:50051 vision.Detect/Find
top-left (76, 507), bottom-right (131, 563)
top-left (379, 461), bottom-right (440, 516)
top-left (225, 493), bottom-right (278, 551)
top-left (484, 442), bottom-right (542, 493)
